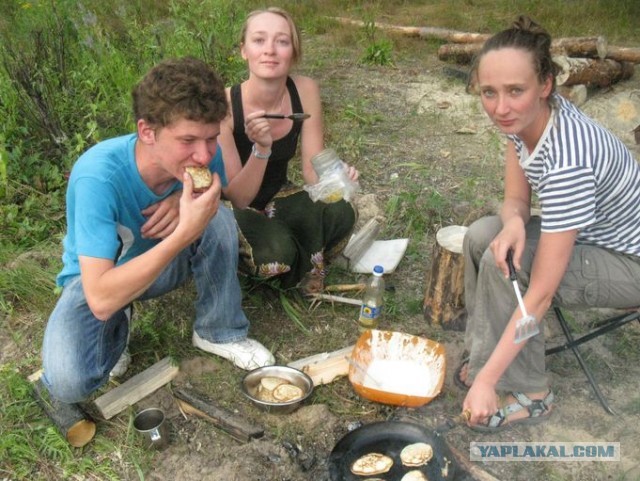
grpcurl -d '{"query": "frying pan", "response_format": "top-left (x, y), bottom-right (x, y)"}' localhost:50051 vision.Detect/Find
top-left (328, 420), bottom-right (459, 481)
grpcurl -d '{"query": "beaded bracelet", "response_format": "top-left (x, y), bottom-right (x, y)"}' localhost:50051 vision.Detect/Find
top-left (252, 143), bottom-right (271, 160)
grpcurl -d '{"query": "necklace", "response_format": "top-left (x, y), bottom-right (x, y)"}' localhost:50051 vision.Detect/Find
top-left (266, 88), bottom-right (286, 114)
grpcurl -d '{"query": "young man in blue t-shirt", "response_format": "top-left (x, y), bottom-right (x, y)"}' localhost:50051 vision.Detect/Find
top-left (41, 57), bottom-right (274, 404)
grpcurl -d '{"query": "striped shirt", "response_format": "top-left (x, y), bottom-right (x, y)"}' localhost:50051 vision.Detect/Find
top-left (510, 94), bottom-right (640, 256)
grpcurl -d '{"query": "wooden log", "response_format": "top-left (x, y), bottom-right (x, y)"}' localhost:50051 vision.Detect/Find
top-left (31, 373), bottom-right (96, 448)
top-left (327, 16), bottom-right (491, 43)
top-left (174, 388), bottom-right (264, 443)
top-left (423, 226), bottom-right (467, 329)
top-left (94, 356), bottom-right (179, 419)
top-left (606, 45), bottom-right (640, 64)
top-left (553, 56), bottom-right (635, 87)
top-left (438, 36), bottom-right (608, 64)
top-left (288, 345), bottom-right (354, 385)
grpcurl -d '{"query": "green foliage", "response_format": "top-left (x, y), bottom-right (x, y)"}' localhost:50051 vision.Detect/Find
top-left (359, 20), bottom-right (395, 66)
top-left (0, 242), bottom-right (60, 315)
top-left (0, 0), bottom-right (253, 250)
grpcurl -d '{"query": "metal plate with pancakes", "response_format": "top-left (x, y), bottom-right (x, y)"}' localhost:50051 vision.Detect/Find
top-left (329, 421), bottom-right (457, 481)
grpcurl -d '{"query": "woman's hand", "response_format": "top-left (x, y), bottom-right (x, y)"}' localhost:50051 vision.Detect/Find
top-left (344, 164), bottom-right (359, 182)
top-left (141, 191), bottom-right (181, 239)
top-left (244, 110), bottom-right (273, 151)
top-left (463, 378), bottom-right (500, 427)
top-left (489, 218), bottom-right (526, 276)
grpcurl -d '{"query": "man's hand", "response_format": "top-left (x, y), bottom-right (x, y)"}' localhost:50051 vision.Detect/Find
top-left (141, 191), bottom-right (181, 239)
top-left (172, 170), bottom-right (222, 244)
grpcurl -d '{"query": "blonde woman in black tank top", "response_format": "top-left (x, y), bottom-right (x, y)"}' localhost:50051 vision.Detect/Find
top-left (218, 7), bottom-right (358, 291)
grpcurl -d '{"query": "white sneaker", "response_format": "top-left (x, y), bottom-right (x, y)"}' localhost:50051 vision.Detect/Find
top-left (109, 305), bottom-right (132, 378)
top-left (109, 348), bottom-right (131, 378)
top-left (192, 331), bottom-right (275, 370)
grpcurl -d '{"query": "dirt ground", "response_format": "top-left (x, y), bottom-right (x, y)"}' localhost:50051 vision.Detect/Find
top-left (127, 34), bottom-right (640, 481)
top-left (6, 27), bottom-right (640, 481)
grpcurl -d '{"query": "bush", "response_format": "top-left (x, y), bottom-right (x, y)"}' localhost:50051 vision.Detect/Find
top-left (0, 0), bottom-right (251, 250)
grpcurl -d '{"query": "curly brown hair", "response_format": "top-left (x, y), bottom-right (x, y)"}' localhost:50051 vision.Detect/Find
top-left (132, 57), bottom-right (227, 128)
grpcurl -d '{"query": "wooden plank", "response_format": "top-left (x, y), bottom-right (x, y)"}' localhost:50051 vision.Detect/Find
top-left (174, 388), bottom-right (264, 443)
top-left (288, 345), bottom-right (354, 385)
top-left (94, 356), bottom-right (179, 419)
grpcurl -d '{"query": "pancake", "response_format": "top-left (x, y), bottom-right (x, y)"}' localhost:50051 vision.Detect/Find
top-left (350, 453), bottom-right (393, 476)
top-left (401, 470), bottom-right (428, 481)
top-left (400, 442), bottom-right (433, 467)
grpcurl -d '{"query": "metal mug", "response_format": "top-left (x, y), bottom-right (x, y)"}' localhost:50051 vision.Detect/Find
top-left (133, 407), bottom-right (170, 450)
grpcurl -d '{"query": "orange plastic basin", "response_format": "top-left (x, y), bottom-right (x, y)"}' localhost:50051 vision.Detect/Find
top-left (348, 329), bottom-right (446, 407)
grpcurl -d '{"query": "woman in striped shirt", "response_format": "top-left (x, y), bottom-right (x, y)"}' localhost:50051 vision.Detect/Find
top-left (455, 16), bottom-right (640, 431)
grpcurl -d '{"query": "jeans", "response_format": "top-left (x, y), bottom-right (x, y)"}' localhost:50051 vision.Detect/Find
top-left (41, 205), bottom-right (249, 403)
top-left (464, 215), bottom-right (640, 392)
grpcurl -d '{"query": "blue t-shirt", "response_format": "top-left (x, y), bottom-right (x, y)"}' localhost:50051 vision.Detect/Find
top-left (57, 133), bottom-right (227, 287)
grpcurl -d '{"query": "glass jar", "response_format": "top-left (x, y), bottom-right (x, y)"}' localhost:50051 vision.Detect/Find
top-left (311, 148), bottom-right (344, 178)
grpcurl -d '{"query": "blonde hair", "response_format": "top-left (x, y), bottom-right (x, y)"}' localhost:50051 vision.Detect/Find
top-left (240, 7), bottom-right (302, 65)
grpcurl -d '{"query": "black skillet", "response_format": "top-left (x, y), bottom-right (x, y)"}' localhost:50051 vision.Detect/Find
top-left (328, 420), bottom-right (459, 481)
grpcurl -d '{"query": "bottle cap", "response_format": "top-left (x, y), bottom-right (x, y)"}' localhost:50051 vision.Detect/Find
top-left (373, 265), bottom-right (384, 275)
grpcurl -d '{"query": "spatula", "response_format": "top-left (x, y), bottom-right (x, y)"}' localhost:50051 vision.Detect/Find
top-left (506, 250), bottom-right (540, 343)
top-left (263, 113), bottom-right (310, 120)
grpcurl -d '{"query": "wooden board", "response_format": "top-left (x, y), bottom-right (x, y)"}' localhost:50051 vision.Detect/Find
top-left (288, 345), bottom-right (354, 385)
top-left (94, 356), bottom-right (179, 419)
top-left (174, 388), bottom-right (264, 443)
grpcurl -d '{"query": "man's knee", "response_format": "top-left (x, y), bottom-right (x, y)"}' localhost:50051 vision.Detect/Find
top-left (41, 369), bottom-right (97, 404)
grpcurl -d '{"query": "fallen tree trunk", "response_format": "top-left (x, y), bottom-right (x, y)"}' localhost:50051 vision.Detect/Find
top-left (327, 16), bottom-right (491, 43)
top-left (438, 36), bottom-right (608, 64)
top-left (554, 56), bottom-right (635, 87)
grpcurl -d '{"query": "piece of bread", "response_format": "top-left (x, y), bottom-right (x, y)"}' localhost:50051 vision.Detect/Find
top-left (273, 383), bottom-right (304, 402)
top-left (400, 442), bottom-right (433, 467)
top-left (350, 453), bottom-right (393, 476)
top-left (185, 166), bottom-right (212, 192)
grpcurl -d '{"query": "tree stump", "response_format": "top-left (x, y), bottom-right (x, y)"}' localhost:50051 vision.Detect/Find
top-left (423, 226), bottom-right (468, 330)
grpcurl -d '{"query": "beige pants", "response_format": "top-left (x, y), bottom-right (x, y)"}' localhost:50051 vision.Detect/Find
top-left (463, 216), bottom-right (640, 392)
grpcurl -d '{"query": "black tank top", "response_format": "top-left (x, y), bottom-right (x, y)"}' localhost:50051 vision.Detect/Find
top-left (231, 77), bottom-right (304, 210)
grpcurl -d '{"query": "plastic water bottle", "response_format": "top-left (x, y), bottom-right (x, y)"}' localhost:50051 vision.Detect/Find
top-left (358, 265), bottom-right (385, 331)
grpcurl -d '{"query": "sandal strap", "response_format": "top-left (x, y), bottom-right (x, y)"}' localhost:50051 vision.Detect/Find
top-left (486, 408), bottom-right (507, 428)
top-left (484, 391), bottom-right (554, 428)
top-left (512, 391), bottom-right (554, 418)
